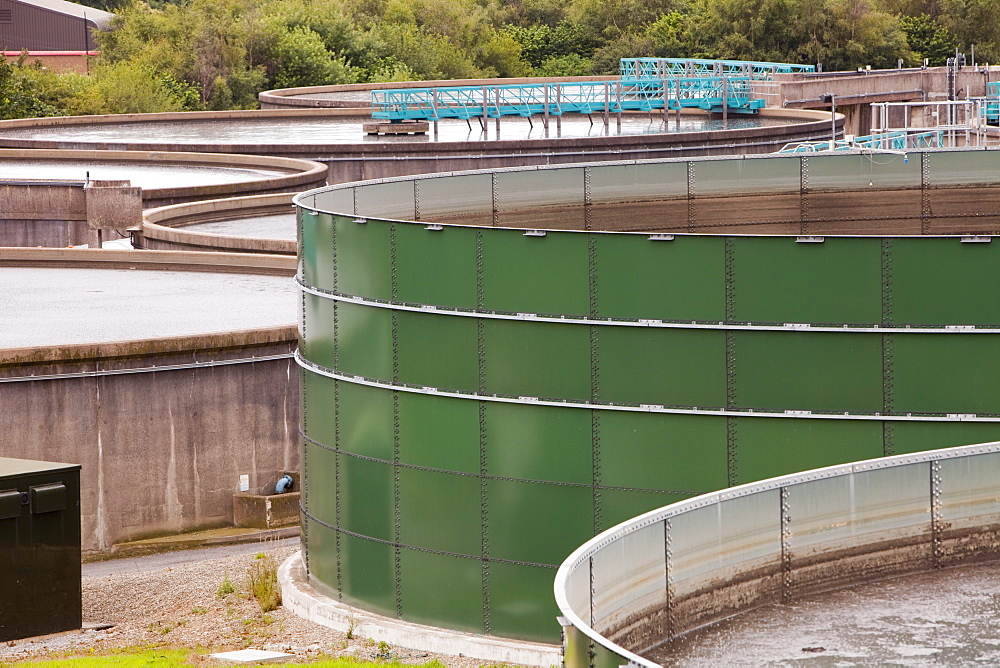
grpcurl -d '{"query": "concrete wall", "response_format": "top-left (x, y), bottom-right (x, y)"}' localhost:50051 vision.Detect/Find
top-left (0, 250), bottom-right (299, 552)
top-left (0, 150), bottom-right (325, 247)
top-left (141, 193), bottom-right (296, 255)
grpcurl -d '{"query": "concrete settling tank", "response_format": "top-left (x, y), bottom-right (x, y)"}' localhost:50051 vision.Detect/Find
top-left (0, 248), bottom-right (298, 552)
top-left (294, 147), bottom-right (1000, 645)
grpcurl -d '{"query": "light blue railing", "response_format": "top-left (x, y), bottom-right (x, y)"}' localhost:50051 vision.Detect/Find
top-left (620, 57), bottom-right (816, 80)
top-left (371, 77), bottom-right (763, 122)
top-left (777, 130), bottom-right (942, 153)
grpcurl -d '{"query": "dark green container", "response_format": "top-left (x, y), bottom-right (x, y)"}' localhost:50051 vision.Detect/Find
top-left (0, 458), bottom-right (81, 642)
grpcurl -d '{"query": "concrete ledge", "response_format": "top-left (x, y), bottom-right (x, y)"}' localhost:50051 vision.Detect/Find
top-left (142, 193), bottom-right (296, 255)
top-left (279, 552), bottom-right (562, 667)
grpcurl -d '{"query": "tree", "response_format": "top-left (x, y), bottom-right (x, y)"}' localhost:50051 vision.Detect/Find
top-left (0, 58), bottom-right (58, 119)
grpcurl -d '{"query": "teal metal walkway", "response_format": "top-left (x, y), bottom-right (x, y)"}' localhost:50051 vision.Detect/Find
top-left (371, 76), bottom-right (763, 122)
top-left (619, 57), bottom-right (816, 80)
top-left (985, 82), bottom-right (999, 124)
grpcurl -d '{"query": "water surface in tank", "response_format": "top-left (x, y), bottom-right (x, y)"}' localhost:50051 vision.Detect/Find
top-left (0, 114), bottom-right (801, 144)
top-left (651, 561), bottom-right (1000, 666)
top-left (183, 213), bottom-right (296, 240)
top-left (0, 268), bottom-right (295, 348)
top-left (0, 161), bottom-right (291, 187)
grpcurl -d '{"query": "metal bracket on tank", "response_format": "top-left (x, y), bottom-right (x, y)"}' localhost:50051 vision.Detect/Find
top-left (424, 224), bottom-right (443, 231)
top-left (795, 235), bottom-right (824, 243)
top-left (523, 230), bottom-right (547, 237)
top-left (960, 236), bottom-right (991, 243)
top-left (353, 217), bottom-right (367, 224)
top-left (648, 234), bottom-right (674, 241)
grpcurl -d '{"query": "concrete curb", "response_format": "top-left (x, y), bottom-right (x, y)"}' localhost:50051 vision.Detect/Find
top-left (278, 552), bottom-right (562, 667)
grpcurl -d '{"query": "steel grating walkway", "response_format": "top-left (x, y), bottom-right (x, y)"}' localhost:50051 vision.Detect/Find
top-left (372, 76), bottom-right (763, 122)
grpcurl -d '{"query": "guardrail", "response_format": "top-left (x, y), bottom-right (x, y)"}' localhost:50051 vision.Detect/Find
top-left (620, 57), bottom-right (816, 80)
top-left (371, 77), bottom-right (763, 122)
top-left (777, 129), bottom-right (943, 153)
top-left (554, 441), bottom-right (1000, 668)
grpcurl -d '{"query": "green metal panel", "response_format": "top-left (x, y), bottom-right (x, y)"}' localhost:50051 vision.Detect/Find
top-left (496, 167), bottom-right (585, 221)
top-left (300, 293), bottom-right (335, 364)
top-left (890, 421), bottom-right (1000, 455)
top-left (806, 152), bottom-right (920, 189)
top-left (733, 417), bottom-right (884, 484)
top-left (399, 467), bottom-right (481, 555)
top-left (488, 561), bottom-right (560, 643)
top-left (487, 478), bottom-right (593, 565)
top-left (339, 532), bottom-right (397, 618)
top-left (392, 222), bottom-right (479, 309)
top-left (734, 331), bottom-right (883, 413)
top-left (693, 155), bottom-right (800, 195)
top-left (890, 238), bottom-right (1000, 326)
top-left (356, 180), bottom-right (415, 220)
top-left (597, 327), bottom-right (726, 407)
top-left (399, 549), bottom-right (484, 633)
top-left (334, 216), bottom-right (393, 300)
top-left (397, 393), bottom-right (480, 474)
top-left (416, 173), bottom-right (494, 218)
top-left (925, 149), bottom-right (1000, 186)
top-left (892, 334), bottom-right (1000, 414)
top-left (339, 453), bottom-right (394, 542)
top-left (303, 518), bottom-right (339, 596)
top-left (303, 369), bottom-right (337, 449)
top-left (396, 311), bottom-right (478, 390)
top-left (337, 380), bottom-right (394, 459)
top-left (732, 236), bottom-right (882, 324)
top-left (481, 229), bottom-right (589, 316)
top-left (483, 319), bottom-right (590, 400)
top-left (335, 301), bottom-right (393, 381)
top-left (600, 489), bottom-right (689, 531)
top-left (588, 161), bottom-right (687, 203)
top-left (485, 403), bottom-right (592, 484)
top-left (594, 234), bottom-right (725, 322)
top-left (303, 439), bottom-right (337, 524)
top-left (599, 412), bottom-right (729, 491)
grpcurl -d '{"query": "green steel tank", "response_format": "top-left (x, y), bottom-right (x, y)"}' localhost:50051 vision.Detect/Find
top-left (295, 149), bottom-right (1000, 643)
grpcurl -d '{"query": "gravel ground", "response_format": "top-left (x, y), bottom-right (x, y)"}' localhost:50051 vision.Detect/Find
top-left (0, 543), bottom-right (491, 666)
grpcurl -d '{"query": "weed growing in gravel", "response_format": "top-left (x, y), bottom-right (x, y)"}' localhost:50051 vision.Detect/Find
top-left (345, 613), bottom-right (358, 640)
top-left (247, 553), bottom-right (281, 612)
top-left (190, 605), bottom-right (208, 615)
top-left (216, 574), bottom-right (236, 598)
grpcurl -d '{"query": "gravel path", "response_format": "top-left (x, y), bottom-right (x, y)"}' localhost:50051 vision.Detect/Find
top-left (0, 541), bottom-right (491, 666)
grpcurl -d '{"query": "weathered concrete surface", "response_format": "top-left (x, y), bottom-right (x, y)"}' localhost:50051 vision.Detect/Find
top-left (141, 193), bottom-right (297, 254)
top-left (233, 491), bottom-right (300, 529)
top-left (774, 66), bottom-right (999, 134)
top-left (0, 250), bottom-right (299, 553)
top-left (0, 150), bottom-right (323, 246)
top-left (0, 107), bottom-right (836, 168)
top-left (279, 553), bottom-right (563, 666)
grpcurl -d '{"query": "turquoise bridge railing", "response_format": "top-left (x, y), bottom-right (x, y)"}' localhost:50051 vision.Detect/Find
top-left (985, 82), bottom-right (999, 124)
top-left (371, 76), bottom-right (763, 122)
top-left (777, 130), bottom-right (943, 153)
top-left (619, 57), bottom-right (816, 80)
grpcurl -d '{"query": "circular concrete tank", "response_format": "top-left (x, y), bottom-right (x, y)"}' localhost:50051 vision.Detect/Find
top-left (0, 248), bottom-right (299, 553)
top-left (294, 148), bottom-right (1000, 644)
top-left (0, 106), bottom-right (837, 181)
top-left (0, 148), bottom-right (325, 247)
top-left (142, 193), bottom-right (297, 254)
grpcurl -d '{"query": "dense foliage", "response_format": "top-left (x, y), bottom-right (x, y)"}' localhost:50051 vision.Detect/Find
top-left (1, 0), bottom-right (994, 116)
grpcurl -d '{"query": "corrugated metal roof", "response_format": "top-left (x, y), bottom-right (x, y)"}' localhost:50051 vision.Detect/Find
top-left (9, 0), bottom-right (114, 29)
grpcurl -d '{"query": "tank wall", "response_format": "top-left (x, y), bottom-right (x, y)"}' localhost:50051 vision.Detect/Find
top-left (0, 339), bottom-right (299, 552)
top-left (556, 443), bottom-right (1000, 667)
top-left (297, 152), bottom-right (1000, 643)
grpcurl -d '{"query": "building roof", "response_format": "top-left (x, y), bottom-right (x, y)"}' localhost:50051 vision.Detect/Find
top-left (10, 0), bottom-right (115, 29)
